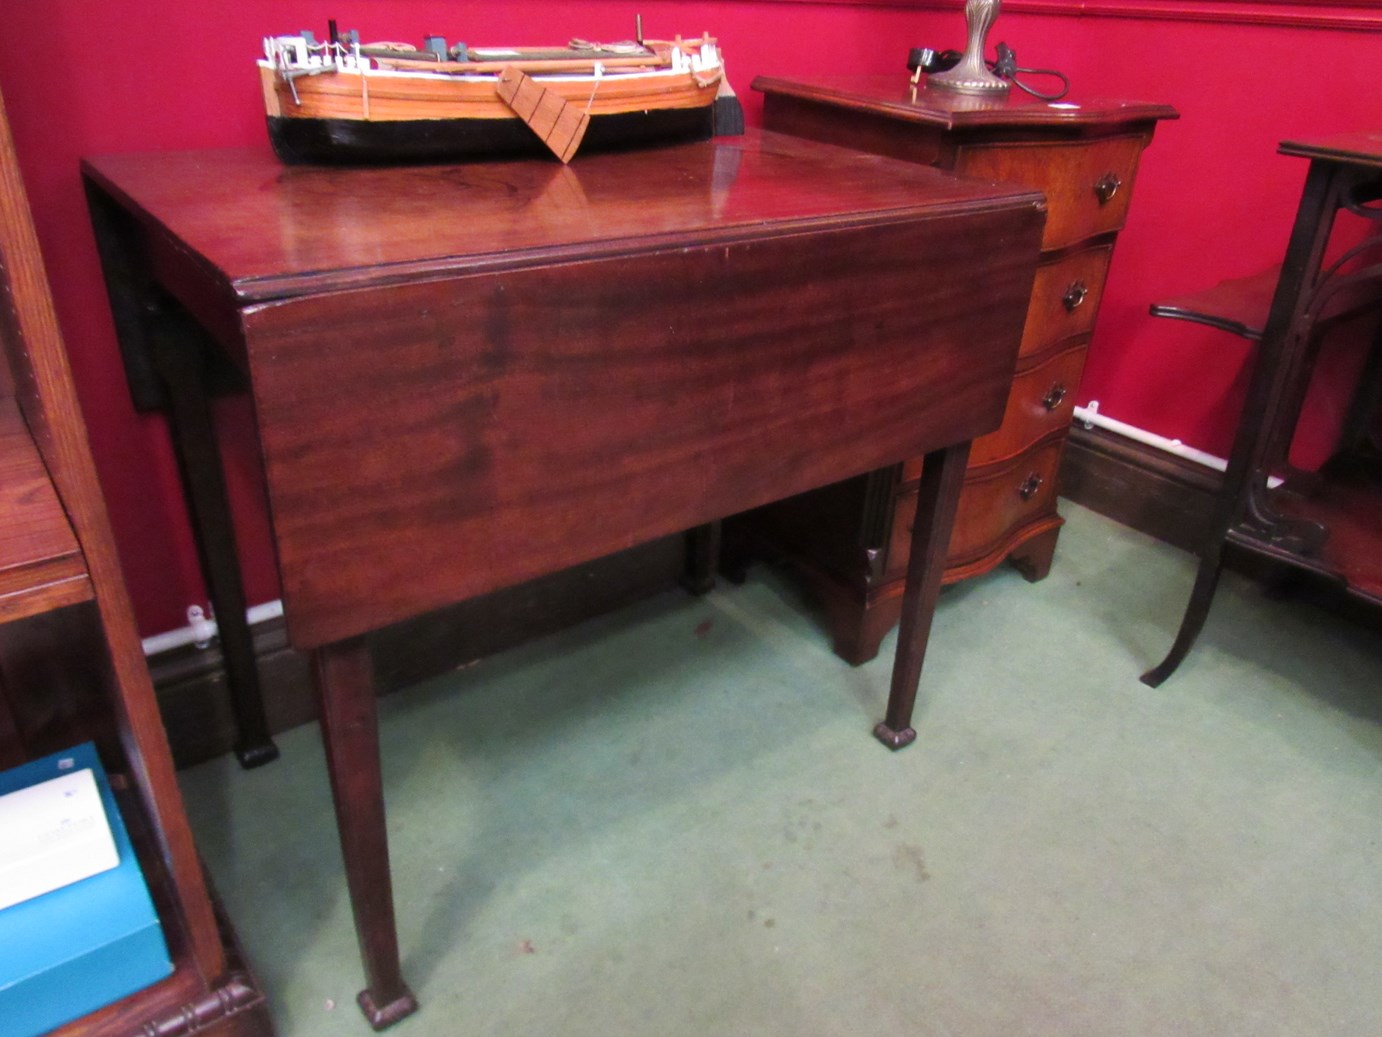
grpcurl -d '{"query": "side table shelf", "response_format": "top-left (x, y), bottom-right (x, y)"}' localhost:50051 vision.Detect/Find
top-left (1, 87), bottom-right (272, 1036)
top-left (1146, 261), bottom-right (1382, 606)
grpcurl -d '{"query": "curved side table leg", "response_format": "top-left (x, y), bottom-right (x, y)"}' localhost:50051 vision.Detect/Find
top-left (1141, 550), bottom-right (1224, 687)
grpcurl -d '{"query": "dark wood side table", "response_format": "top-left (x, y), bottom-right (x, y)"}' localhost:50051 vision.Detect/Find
top-left (81, 130), bottom-right (1043, 1029)
top-left (736, 75), bottom-right (1176, 663)
top-left (1142, 132), bottom-right (1382, 686)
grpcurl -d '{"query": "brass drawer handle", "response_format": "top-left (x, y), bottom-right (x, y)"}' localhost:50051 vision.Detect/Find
top-left (1094, 172), bottom-right (1122, 205)
top-left (1018, 473), bottom-right (1044, 501)
top-left (1041, 383), bottom-right (1068, 411)
top-left (1062, 280), bottom-right (1089, 311)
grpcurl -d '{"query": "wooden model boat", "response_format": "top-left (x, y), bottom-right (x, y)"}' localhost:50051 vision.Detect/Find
top-left (260, 21), bottom-right (741, 164)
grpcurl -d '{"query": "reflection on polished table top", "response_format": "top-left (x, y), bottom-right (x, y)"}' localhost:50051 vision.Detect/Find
top-left (82, 129), bottom-right (1044, 1029)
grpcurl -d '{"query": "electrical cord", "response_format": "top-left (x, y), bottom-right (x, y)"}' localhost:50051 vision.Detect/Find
top-left (906, 43), bottom-right (1070, 102)
top-left (992, 43), bottom-right (1070, 101)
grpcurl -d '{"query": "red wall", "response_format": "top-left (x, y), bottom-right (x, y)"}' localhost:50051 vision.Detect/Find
top-left (0, 1), bottom-right (1377, 636)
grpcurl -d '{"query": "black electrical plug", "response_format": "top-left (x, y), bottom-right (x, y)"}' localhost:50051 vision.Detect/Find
top-left (907, 47), bottom-right (963, 74)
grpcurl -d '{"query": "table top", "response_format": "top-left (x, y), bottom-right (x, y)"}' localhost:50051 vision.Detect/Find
top-left (753, 74), bottom-right (1177, 133)
top-left (1279, 131), bottom-right (1382, 169)
top-left (82, 128), bottom-right (1043, 305)
top-left (86, 130), bottom-right (1046, 648)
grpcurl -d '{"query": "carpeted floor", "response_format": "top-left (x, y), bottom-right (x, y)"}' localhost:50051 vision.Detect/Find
top-left (179, 501), bottom-right (1382, 1036)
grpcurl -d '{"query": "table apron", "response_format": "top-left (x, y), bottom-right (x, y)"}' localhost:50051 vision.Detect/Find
top-left (240, 210), bottom-right (1040, 648)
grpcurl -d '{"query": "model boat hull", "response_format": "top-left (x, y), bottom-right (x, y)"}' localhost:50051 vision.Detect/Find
top-left (267, 107), bottom-right (716, 164)
top-left (259, 31), bottom-right (736, 164)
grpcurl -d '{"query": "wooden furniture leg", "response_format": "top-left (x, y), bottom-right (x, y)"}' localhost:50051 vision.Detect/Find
top-left (1139, 547), bottom-right (1226, 688)
top-left (313, 637), bottom-right (418, 1031)
top-left (147, 307), bottom-right (279, 768)
top-left (681, 521), bottom-right (721, 595)
top-left (1009, 525), bottom-right (1061, 583)
top-left (824, 597), bottom-right (900, 667)
top-left (875, 442), bottom-right (970, 750)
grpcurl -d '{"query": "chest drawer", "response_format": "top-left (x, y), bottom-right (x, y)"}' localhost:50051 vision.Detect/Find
top-left (970, 345), bottom-right (1087, 466)
top-left (888, 438), bottom-right (1065, 579)
top-left (947, 438), bottom-right (1064, 567)
top-left (957, 134), bottom-right (1149, 252)
top-left (1020, 244), bottom-right (1113, 358)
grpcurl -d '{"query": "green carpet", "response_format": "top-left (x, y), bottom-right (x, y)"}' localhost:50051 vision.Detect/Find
top-left (179, 502), bottom-right (1382, 1036)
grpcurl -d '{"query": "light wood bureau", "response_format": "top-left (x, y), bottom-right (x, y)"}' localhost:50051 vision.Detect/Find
top-left (735, 75), bottom-right (1177, 663)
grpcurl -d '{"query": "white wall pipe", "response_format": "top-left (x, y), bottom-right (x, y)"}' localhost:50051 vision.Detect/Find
top-left (1075, 401), bottom-right (1281, 486)
top-left (141, 599), bottom-right (284, 657)
top-left (1075, 400), bottom-right (1230, 471)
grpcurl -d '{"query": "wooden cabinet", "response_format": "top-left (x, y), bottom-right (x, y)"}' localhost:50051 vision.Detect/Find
top-left (734, 76), bottom-right (1176, 663)
top-left (0, 89), bottom-right (271, 1036)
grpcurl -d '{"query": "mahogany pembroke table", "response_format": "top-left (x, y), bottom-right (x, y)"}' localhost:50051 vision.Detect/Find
top-left (81, 130), bottom-right (1044, 1029)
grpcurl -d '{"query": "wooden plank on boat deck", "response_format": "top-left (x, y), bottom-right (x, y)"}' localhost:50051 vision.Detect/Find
top-left (497, 68), bottom-right (590, 163)
top-left (551, 105), bottom-right (589, 163)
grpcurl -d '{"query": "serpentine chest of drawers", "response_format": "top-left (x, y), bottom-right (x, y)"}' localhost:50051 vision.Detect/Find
top-left (741, 75), bottom-right (1177, 663)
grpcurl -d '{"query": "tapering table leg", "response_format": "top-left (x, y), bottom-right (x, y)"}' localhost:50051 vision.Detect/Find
top-left (875, 442), bottom-right (971, 750)
top-left (150, 321), bottom-right (278, 769)
top-left (313, 637), bottom-right (418, 1030)
top-left (1139, 551), bottom-right (1224, 688)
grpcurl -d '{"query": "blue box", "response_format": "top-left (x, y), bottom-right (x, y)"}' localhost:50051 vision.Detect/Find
top-left (0, 743), bottom-right (172, 1037)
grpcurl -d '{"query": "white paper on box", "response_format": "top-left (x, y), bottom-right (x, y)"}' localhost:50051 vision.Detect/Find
top-left (0, 767), bottom-right (120, 911)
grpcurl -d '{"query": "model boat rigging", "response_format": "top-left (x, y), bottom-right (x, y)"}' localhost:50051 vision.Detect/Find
top-left (260, 21), bottom-right (739, 164)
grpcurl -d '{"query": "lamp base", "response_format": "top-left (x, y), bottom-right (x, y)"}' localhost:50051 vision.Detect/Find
top-left (928, 0), bottom-right (1011, 95)
top-left (927, 64), bottom-right (1009, 95)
